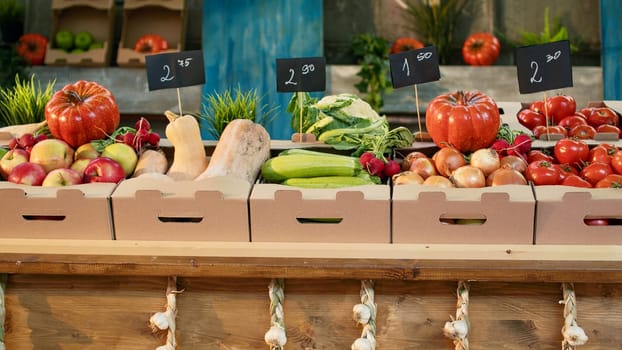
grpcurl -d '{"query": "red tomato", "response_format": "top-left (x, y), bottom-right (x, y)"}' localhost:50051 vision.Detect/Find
top-left (44, 80), bottom-right (120, 148)
top-left (517, 109), bottom-right (547, 131)
top-left (16, 33), bottom-right (48, 65)
top-left (589, 144), bottom-right (617, 165)
top-left (553, 138), bottom-right (589, 167)
top-left (580, 161), bottom-right (613, 186)
top-left (390, 37), bottom-right (424, 54)
top-left (554, 163), bottom-right (578, 181)
top-left (461, 32), bottom-right (501, 66)
top-left (532, 125), bottom-right (567, 140)
top-left (595, 174), bottom-right (622, 188)
top-left (425, 90), bottom-right (500, 153)
top-left (545, 95), bottom-right (576, 124)
top-left (568, 124), bottom-right (597, 139)
top-left (558, 114), bottom-right (587, 132)
top-left (527, 150), bottom-right (554, 164)
top-left (584, 218), bottom-right (609, 226)
top-left (583, 107), bottom-right (619, 128)
top-left (596, 124), bottom-right (622, 137)
top-left (612, 150), bottom-right (622, 174)
top-left (134, 34), bottom-right (169, 53)
top-left (530, 100), bottom-right (545, 114)
top-left (561, 174), bottom-right (593, 188)
top-left (526, 160), bottom-right (561, 185)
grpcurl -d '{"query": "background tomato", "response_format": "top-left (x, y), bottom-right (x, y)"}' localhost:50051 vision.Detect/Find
top-left (16, 33), bottom-right (48, 65)
top-left (553, 138), bottom-right (589, 167)
top-left (425, 90), bottom-right (500, 153)
top-left (461, 32), bottom-right (501, 66)
top-left (390, 37), bottom-right (424, 54)
top-left (134, 34), bottom-right (169, 53)
top-left (596, 124), bottom-right (622, 137)
top-left (557, 114), bottom-right (587, 132)
top-left (45, 80), bottom-right (120, 148)
top-left (568, 124), bottom-right (596, 139)
top-left (584, 107), bottom-right (619, 128)
top-left (517, 108), bottom-right (546, 130)
top-left (545, 95), bottom-right (576, 124)
top-left (532, 125), bottom-right (567, 139)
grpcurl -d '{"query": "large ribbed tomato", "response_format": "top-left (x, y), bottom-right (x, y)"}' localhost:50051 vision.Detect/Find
top-left (45, 80), bottom-right (120, 148)
top-left (425, 90), bottom-right (500, 153)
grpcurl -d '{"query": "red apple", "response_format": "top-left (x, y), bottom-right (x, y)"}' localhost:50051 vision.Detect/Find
top-left (0, 148), bottom-right (30, 179)
top-left (83, 157), bottom-right (125, 183)
top-left (42, 168), bottom-right (83, 187)
top-left (8, 162), bottom-right (47, 186)
top-left (29, 138), bottom-right (74, 173)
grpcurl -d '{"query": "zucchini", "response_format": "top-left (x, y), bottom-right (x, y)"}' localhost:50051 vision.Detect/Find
top-left (277, 148), bottom-right (356, 159)
top-left (261, 154), bottom-right (361, 183)
top-left (281, 175), bottom-right (375, 188)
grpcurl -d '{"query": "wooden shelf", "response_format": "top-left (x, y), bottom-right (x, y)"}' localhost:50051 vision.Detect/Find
top-left (2, 239), bottom-right (621, 282)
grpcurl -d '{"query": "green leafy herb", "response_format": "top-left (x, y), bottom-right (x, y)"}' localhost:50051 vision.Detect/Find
top-left (517, 7), bottom-right (580, 52)
top-left (402, 0), bottom-right (470, 65)
top-left (0, 74), bottom-right (55, 127)
top-left (200, 86), bottom-right (278, 139)
top-left (351, 33), bottom-right (392, 111)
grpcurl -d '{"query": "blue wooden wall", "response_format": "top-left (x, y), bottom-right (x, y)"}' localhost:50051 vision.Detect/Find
top-left (600, 0), bottom-right (622, 100)
top-left (201, 0), bottom-right (324, 140)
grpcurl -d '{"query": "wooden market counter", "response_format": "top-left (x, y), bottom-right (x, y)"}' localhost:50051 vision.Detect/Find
top-left (1, 240), bottom-right (622, 349)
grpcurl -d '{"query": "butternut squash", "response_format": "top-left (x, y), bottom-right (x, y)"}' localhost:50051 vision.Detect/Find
top-left (194, 119), bottom-right (270, 184)
top-left (164, 110), bottom-right (208, 180)
top-left (132, 149), bottom-right (169, 178)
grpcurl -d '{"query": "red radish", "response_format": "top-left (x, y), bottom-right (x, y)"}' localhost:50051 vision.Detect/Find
top-left (491, 139), bottom-right (510, 157)
top-left (509, 134), bottom-right (532, 155)
top-left (366, 157), bottom-right (385, 177)
top-left (383, 159), bottom-right (401, 178)
top-left (359, 151), bottom-right (375, 168)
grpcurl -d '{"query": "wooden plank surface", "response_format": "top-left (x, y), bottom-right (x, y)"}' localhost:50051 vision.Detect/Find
top-left (3, 275), bottom-right (621, 349)
top-left (1, 240), bottom-right (622, 282)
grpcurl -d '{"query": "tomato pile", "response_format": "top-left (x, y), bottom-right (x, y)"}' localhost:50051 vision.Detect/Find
top-left (517, 95), bottom-right (621, 139)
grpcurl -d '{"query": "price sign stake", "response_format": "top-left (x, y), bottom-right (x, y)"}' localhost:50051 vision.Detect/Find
top-left (389, 46), bottom-right (440, 142)
top-left (515, 40), bottom-right (573, 140)
top-left (146, 50), bottom-right (206, 115)
top-left (276, 57), bottom-right (326, 143)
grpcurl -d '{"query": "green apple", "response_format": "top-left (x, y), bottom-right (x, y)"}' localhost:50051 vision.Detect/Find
top-left (71, 48), bottom-right (85, 54)
top-left (89, 42), bottom-right (104, 50)
top-left (0, 147), bottom-right (8, 160)
top-left (55, 30), bottom-right (74, 51)
top-left (70, 158), bottom-right (91, 179)
top-left (74, 31), bottom-right (94, 50)
top-left (101, 143), bottom-right (138, 177)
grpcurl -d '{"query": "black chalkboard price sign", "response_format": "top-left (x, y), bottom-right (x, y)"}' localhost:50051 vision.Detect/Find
top-left (276, 57), bottom-right (326, 92)
top-left (389, 46), bottom-right (440, 88)
top-left (145, 50), bottom-right (205, 91)
top-left (515, 40), bottom-right (573, 94)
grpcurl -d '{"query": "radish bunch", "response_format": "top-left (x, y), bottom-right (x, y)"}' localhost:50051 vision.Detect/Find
top-left (359, 151), bottom-right (401, 180)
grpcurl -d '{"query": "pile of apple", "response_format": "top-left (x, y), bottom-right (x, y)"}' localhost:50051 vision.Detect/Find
top-left (54, 29), bottom-right (103, 54)
top-left (0, 116), bottom-right (161, 187)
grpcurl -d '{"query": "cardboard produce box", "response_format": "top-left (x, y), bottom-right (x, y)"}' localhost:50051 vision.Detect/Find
top-left (111, 175), bottom-right (251, 241)
top-left (0, 182), bottom-right (116, 240)
top-left (45, 0), bottom-right (115, 67)
top-left (250, 184), bottom-right (390, 243)
top-left (392, 185), bottom-right (536, 244)
top-left (116, 0), bottom-right (186, 67)
top-left (534, 186), bottom-right (622, 245)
